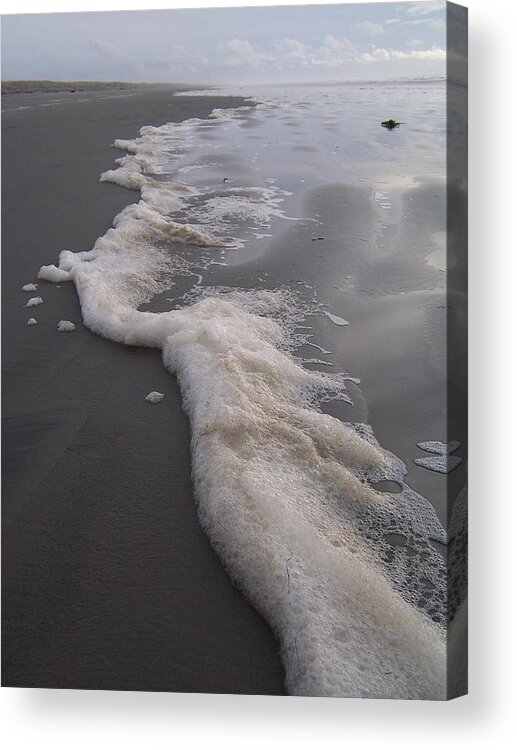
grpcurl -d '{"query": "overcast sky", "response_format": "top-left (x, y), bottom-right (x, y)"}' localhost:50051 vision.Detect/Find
top-left (1, 1), bottom-right (447, 84)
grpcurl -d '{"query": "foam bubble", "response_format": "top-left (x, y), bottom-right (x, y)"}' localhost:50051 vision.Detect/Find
top-left (26, 318), bottom-right (37, 326)
top-left (21, 283), bottom-right (37, 292)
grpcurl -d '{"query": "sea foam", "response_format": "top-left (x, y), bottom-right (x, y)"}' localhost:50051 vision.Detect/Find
top-left (57, 320), bottom-right (76, 332)
top-left (145, 391), bottom-right (165, 403)
top-left (25, 296), bottom-right (43, 307)
top-left (38, 102), bottom-right (447, 698)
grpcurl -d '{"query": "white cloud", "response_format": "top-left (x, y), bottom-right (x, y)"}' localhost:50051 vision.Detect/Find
top-left (405, 1), bottom-right (445, 16)
top-left (384, 3), bottom-right (446, 31)
top-left (219, 35), bottom-right (359, 72)
top-left (223, 38), bottom-right (257, 57)
top-left (217, 33), bottom-right (445, 74)
top-left (313, 35), bottom-right (357, 67)
top-left (357, 45), bottom-right (446, 63)
top-left (219, 38), bottom-right (273, 69)
top-left (405, 18), bottom-right (446, 31)
top-left (276, 38), bottom-right (310, 60)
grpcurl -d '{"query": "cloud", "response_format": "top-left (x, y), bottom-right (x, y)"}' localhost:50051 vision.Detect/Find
top-left (404, 18), bottom-right (446, 30)
top-left (352, 20), bottom-right (384, 36)
top-left (219, 38), bottom-right (271, 68)
top-left (223, 38), bottom-right (257, 58)
top-left (385, 2), bottom-right (446, 31)
top-left (405, 1), bottom-right (445, 16)
top-left (357, 45), bottom-right (446, 63)
top-left (217, 33), bottom-right (444, 74)
top-left (313, 35), bottom-right (358, 67)
top-left (276, 38), bottom-right (310, 60)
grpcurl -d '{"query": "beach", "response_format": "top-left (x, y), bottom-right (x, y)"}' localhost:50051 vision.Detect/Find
top-left (2, 85), bottom-right (285, 693)
top-left (2, 79), bottom-right (466, 698)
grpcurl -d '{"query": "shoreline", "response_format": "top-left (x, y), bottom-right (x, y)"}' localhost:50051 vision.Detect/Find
top-left (2, 87), bottom-right (285, 693)
top-left (1, 80), bottom-right (209, 96)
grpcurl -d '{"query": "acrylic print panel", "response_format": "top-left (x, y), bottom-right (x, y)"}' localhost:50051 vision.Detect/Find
top-left (1, 1), bottom-right (467, 700)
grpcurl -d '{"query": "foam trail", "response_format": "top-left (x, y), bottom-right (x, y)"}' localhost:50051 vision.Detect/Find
top-left (38, 103), bottom-right (447, 698)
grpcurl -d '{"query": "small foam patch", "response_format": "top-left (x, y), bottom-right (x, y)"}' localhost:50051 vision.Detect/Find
top-left (414, 455), bottom-right (462, 473)
top-left (57, 320), bottom-right (76, 332)
top-left (325, 311), bottom-right (349, 326)
top-left (26, 318), bottom-right (37, 326)
top-left (415, 440), bottom-right (462, 473)
top-left (25, 296), bottom-right (43, 307)
top-left (417, 440), bottom-right (460, 455)
top-left (38, 265), bottom-right (71, 283)
top-left (145, 391), bottom-right (165, 403)
top-left (22, 283), bottom-right (37, 292)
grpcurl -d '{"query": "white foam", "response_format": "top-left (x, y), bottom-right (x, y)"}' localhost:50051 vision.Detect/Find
top-left (374, 190), bottom-right (392, 210)
top-left (414, 455), bottom-right (462, 473)
top-left (38, 265), bottom-right (71, 283)
top-left (57, 320), bottom-right (76, 332)
top-left (325, 311), bottom-right (349, 326)
top-left (417, 440), bottom-right (460, 455)
top-left (100, 167), bottom-right (148, 191)
top-left (21, 283), bottom-right (37, 292)
top-left (187, 186), bottom-right (295, 248)
top-left (97, 109), bottom-right (293, 253)
top-left (39, 246), bottom-right (447, 698)
top-left (145, 391), bottom-right (165, 403)
top-left (25, 296), bottom-right (43, 307)
top-left (414, 440), bottom-right (462, 473)
top-left (305, 339), bottom-right (332, 356)
top-left (162, 292), bottom-right (446, 698)
top-left (26, 318), bottom-right (37, 326)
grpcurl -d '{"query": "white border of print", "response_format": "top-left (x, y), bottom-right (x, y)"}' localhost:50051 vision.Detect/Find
top-left (1, 2), bottom-right (515, 750)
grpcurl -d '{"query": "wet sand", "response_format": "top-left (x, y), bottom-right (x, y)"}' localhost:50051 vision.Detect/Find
top-left (200, 179), bottom-right (467, 530)
top-left (2, 86), bottom-right (285, 693)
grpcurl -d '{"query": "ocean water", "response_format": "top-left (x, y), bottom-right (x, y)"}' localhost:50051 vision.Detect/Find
top-left (38, 79), bottom-right (465, 698)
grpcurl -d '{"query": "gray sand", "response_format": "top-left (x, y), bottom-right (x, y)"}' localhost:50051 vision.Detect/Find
top-left (2, 86), bottom-right (284, 693)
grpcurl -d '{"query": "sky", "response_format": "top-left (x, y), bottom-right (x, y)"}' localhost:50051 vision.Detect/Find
top-left (1, 1), bottom-right (447, 84)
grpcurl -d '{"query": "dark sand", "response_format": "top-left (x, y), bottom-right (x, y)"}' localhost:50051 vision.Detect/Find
top-left (2, 85), bottom-right (285, 693)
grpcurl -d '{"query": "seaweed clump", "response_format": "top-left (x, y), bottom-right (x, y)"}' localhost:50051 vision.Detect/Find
top-left (381, 119), bottom-right (401, 130)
